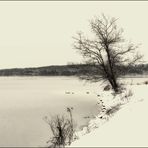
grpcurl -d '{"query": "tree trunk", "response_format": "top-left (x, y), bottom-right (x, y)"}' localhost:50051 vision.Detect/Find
top-left (108, 74), bottom-right (118, 92)
top-left (105, 44), bottom-right (119, 92)
top-left (112, 79), bottom-right (119, 92)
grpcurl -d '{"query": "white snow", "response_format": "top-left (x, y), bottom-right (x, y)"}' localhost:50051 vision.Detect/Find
top-left (70, 84), bottom-right (148, 147)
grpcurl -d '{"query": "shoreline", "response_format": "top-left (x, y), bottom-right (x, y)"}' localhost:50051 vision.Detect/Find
top-left (70, 83), bottom-right (148, 147)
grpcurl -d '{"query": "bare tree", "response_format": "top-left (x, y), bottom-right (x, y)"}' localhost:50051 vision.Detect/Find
top-left (73, 14), bottom-right (142, 92)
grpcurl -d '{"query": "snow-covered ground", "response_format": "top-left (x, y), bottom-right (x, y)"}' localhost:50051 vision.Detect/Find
top-left (70, 82), bottom-right (148, 147)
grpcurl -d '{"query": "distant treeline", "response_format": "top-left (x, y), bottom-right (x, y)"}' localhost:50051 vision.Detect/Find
top-left (0, 64), bottom-right (148, 76)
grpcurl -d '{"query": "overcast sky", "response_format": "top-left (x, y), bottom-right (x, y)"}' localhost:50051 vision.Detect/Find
top-left (0, 1), bottom-right (148, 69)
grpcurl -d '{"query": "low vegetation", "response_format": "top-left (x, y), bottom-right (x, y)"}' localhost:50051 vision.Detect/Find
top-left (43, 107), bottom-right (74, 148)
top-left (144, 81), bottom-right (148, 85)
top-left (105, 104), bottom-right (121, 116)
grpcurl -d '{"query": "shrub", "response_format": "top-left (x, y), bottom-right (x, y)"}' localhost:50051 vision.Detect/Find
top-left (103, 85), bottom-right (111, 91)
top-left (144, 81), bottom-right (148, 85)
top-left (44, 107), bottom-right (74, 148)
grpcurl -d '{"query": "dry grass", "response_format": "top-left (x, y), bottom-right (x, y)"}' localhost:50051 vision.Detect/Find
top-left (124, 89), bottom-right (133, 98)
top-left (105, 103), bottom-right (121, 116)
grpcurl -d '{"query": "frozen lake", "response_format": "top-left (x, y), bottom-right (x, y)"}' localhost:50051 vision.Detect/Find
top-left (0, 76), bottom-right (147, 147)
top-left (0, 76), bottom-right (101, 147)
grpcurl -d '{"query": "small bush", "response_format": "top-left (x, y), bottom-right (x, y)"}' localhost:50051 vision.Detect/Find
top-left (144, 81), bottom-right (148, 85)
top-left (44, 108), bottom-right (74, 148)
top-left (104, 85), bottom-right (111, 91)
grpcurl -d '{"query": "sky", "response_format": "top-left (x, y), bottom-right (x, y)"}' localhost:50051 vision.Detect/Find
top-left (0, 1), bottom-right (148, 69)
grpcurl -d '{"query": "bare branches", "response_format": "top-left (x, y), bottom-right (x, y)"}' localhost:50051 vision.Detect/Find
top-left (113, 44), bottom-right (137, 59)
top-left (44, 113), bottom-right (75, 148)
top-left (128, 53), bottom-right (143, 66)
top-left (90, 15), bottom-right (123, 46)
top-left (73, 14), bottom-right (142, 92)
top-left (73, 32), bottom-right (104, 65)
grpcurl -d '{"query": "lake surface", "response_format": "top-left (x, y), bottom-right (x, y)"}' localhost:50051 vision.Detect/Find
top-left (0, 76), bottom-right (101, 147)
top-left (0, 76), bottom-right (147, 147)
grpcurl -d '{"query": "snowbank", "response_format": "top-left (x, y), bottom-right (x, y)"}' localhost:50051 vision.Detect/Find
top-left (70, 84), bottom-right (148, 147)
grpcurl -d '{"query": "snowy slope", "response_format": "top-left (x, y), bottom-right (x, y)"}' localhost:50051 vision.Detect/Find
top-left (70, 84), bottom-right (148, 147)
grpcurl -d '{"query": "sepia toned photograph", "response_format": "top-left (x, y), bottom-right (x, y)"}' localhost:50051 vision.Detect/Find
top-left (0, 1), bottom-right (148, 147)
